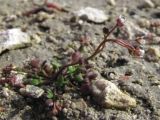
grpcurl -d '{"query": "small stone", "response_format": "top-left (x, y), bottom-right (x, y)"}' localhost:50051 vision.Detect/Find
top-left (91, 79), bottom-right (137, 109)
top-left (71, 102), bottom-right (76, 109)
top-left (138, 18), bottom-right (150, 28)
top-left (73, 99), bottom-right (88, 110)
top-left (51, 116), bottom-right (58, 120)
top-left (62, 108), bottom-right (68, 114)
top-left (145, 47), bottom-right (160, 62)
top-left (108, 0), bottom-right (116, 6)
top-left (62, 93), bottom-right (72, 100)
top-left (73, 110), bottom-right (80, 118)
top-left (30, 34), bottom-right (41, 44)
top-left (33, 0), bottom-right (45, 6)
top-left (155, 28), bottom-right (160, 35)
top-left (5, 14), bottom-right (17, 22)
top-left (74, 7), bottom-right (108, 23)
top-left (102, 71), bottom-right (117, 80)
top-left (0, 28), bottom-right (31, 54)
top-left (19, 85), bottom-right (44, 98)
top-left (151, 79), bottom-right (160, 86)
top-left (46, 36), bottom-right (58, 44)
top-left (36, 12), bottom-right (54, 22)
top-left (143, 0), bottom-right (155, 8)
top-left (2, 87), bottom-right (15, 98)
top-left (63, 100), bottom-right (72, 108)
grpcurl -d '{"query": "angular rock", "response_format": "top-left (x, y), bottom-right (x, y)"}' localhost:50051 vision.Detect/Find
top-left (91, 79), bottom-right (136, 109)
top-left (145, 47), bottom-right (160, 62)
top-left (20, 85), bottom-right (44, 98)
top-left (143, 0), bottom-right (155, 8)
top-left (108, 0), bottom-right (116, 6)
top-left (0, 28), bottom-right (41, 54)
top-left (74, 7), bottom-right (108, 23)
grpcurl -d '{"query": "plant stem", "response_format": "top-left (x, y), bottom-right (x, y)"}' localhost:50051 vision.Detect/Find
top-left (54, 24), bottom-right (118, 80)
top-left (53, 62), bottom-right (79, 80)
top-left (86, 24), bottom-right (118, 60)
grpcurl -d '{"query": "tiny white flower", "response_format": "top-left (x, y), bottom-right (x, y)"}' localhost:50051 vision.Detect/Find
top-left (117, 15), bottom-right (126, 27)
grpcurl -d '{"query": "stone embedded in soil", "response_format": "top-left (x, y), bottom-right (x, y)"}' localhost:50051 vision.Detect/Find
top-left (36, 12), bottom-right (55, 22)
top-left (145, 47), bottom-right (160, 62)
top-left (143, 0), bottom-right (155, 8)
top-left (108, 0), bottom-right (116, 6)
top-left (91, 79), bottom-right (137, 109)
top-left (72, 98), bottom-right (88, 110)
top-left (0, 28), bottom-right (41, 54)
top-left (2, 87), bottom-right (15, 98)
top-left (74, 7), bottom-right (108, 23)
top-left (19, 85), bottom-right (44, 98)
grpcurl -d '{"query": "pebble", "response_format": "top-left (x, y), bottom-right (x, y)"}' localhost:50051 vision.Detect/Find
top-left (5, 14), bottom-right (17, 22)
top-left (62, 93), bottom-right (72, 100)
top-left (30, 34), bottom-right (41, 44)
top-left (73, 98), bottom-right (88, 110)
top-left (73, 110), bottom-right (80, 118)
top-left (2, 87), bottom-right (15, 98)
top-left (51, 116), bottom-right (58, 120)
top-left (102, 71), bottom-right (117, 80)
top-left (19, 85), bottom-right (44, 98)
top-left (91, 79), bottom-right (137, 109)
top-left (36, 12), bottom-right (54, 22)
top-left (0, 28), bottom-right (31, 54)
top-left (138, 18), bottom-right (150, 28)
top-left (74, 7), bottom-right (108, 23)
top-left (151, 80), bottom-right (160, 86)
top-left (108, 0), bottom-right (116, 6)
top-left (62, 108), bottom-right (68, 114)
top-left (145, 47), bottom-right (160, 62)
top-left (32, 0), bottom-right (45, 5)
top-left (143, 0), bottom-right (155, 8)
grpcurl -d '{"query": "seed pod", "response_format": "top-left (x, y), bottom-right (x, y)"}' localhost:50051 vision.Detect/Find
top-left (29, 59), bottom-right (40, 68)
top-left (86, 71), bottom-right (97, 80)
top-left (116, 15), bottom-right (126, 27)
top-left (103, 27), bottom-right (109, 34)
top-left (71, 51), bottom-right (81, 63)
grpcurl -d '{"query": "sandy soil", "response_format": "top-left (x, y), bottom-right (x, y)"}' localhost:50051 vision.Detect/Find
top-left (0, 0), bottom-right (160, 120)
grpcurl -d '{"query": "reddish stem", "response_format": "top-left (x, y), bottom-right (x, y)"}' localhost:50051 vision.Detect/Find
top-left (86, 24), bottom-right (118, 60)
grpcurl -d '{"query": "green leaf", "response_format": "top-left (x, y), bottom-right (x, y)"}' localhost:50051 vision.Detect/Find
top-left (67, 66), bottom-right (77, 74)
top-left (46, 89), bottom-right (55, 99)
top-left (30, 78), bottom-right (43, 85)
top-left (56, 76), bottom-right (69, 87)
top-left (75, 73), bottom-right (83, 82)
top-left (51, 59), bottom-right (61, 70)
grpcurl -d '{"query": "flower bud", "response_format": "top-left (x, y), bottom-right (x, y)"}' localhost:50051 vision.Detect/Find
top-left (116, 15), bottom-right (126, 27)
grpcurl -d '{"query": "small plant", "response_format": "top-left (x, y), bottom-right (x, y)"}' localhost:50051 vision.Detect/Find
top-left (0, 15), bottom-right (148, 117)
top-left (53, 15), bottom-right (145, 84)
